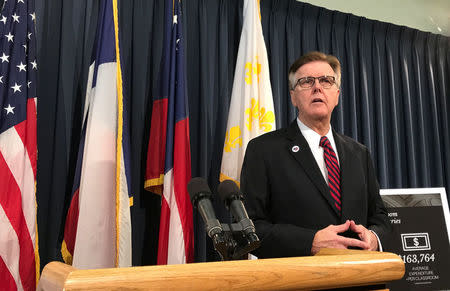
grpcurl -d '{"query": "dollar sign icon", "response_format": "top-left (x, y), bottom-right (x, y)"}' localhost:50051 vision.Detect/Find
top-left (413, 237), bottom-right (419, 246)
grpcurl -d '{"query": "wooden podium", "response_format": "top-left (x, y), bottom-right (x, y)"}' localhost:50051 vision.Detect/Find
top-left (37, 249), bottom-right (404, 290)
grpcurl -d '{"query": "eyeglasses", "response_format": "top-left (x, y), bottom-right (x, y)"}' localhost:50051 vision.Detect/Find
top-left (292, 76), bottom-right (336, 89)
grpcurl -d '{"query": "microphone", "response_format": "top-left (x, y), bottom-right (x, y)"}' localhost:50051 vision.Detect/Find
top-left (187, 177), bottom-right (224, 239)
top-left (217, 180), bottom-right (259, 244)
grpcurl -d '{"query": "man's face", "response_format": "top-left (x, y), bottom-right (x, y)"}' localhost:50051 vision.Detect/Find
top-left (290, 61), bottom-right (340, 124)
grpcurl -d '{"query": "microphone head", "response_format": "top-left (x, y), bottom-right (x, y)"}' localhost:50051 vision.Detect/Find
top-left (217, 180), bottom-right (243, 206)
top-left (187, 177), bottom-right (212, 206)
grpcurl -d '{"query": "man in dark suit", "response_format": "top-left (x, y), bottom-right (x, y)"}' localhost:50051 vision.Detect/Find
top-left (240, 51), bottom-right (391, 258)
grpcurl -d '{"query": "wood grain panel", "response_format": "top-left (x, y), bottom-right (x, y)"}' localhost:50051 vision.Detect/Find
top-left (38, 249), bottom-right (405, 291)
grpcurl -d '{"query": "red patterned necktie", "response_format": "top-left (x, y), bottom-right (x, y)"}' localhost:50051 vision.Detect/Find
top-left (319, 136), bottom-right (342, 214)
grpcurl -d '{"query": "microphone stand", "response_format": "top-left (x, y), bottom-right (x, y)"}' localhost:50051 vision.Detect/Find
top-left (211, 222), bottom-right (260, 261)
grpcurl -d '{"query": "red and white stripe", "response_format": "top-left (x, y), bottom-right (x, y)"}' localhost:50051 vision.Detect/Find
top-left (157, 119), bottom-right (193, 265)
top-left (159, 170), bottom-right (185, 264)
top-left (0, 98), bottom-right (37, 291)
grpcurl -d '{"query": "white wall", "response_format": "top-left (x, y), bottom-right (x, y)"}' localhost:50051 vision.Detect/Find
top-left (300, 0), bottom-right (450, 36)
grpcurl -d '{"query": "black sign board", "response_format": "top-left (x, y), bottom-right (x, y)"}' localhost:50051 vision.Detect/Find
top-left (381, 188), bottom-right (450, 291)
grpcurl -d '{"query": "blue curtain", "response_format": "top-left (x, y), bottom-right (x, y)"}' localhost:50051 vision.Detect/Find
top-left (258, 0), bottom-right (450, 190)
top-left (36, 0), bottom-right (449, 266)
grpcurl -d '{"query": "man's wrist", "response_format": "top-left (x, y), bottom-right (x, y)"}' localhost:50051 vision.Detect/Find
top-left (370, 230), bottom-right (382, 251)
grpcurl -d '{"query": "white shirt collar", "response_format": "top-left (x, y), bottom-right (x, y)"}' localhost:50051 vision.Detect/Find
top-left (296, 118), bottom-right (339, 163)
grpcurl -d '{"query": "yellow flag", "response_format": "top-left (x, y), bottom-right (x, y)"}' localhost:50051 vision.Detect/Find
top-left (220, 0), bottom-right (276, 185)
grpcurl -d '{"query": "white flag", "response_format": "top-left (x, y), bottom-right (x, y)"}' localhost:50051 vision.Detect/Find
top-left (220, 0), bottom-right (276, 184)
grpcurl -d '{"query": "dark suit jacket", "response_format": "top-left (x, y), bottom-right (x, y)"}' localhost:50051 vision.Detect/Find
top-left (240, 120), bottom-right (391, 258)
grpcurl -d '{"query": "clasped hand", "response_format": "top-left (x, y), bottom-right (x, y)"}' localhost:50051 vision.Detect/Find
top-left (310, 220), bottom-right (378, 255)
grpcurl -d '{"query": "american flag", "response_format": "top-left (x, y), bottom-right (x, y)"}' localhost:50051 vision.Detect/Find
top-left (0, 0), bottom-right (38, 290)
top-left (144, 0), bottom-right (193, 265)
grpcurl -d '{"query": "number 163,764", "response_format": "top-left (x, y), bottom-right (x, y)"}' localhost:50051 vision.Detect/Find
top-left (400, 253), bottom-right (435, 264)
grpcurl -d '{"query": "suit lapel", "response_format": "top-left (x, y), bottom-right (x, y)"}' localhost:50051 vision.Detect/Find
top-left (286, 121), bottom-right (338, 215)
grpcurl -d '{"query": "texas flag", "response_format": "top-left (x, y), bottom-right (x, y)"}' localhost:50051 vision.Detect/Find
top-left (61, 0), bottom-right (132, 269)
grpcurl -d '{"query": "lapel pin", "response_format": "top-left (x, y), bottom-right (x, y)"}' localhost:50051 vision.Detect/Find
top-left (292, 145), bottom-right (300, 153)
